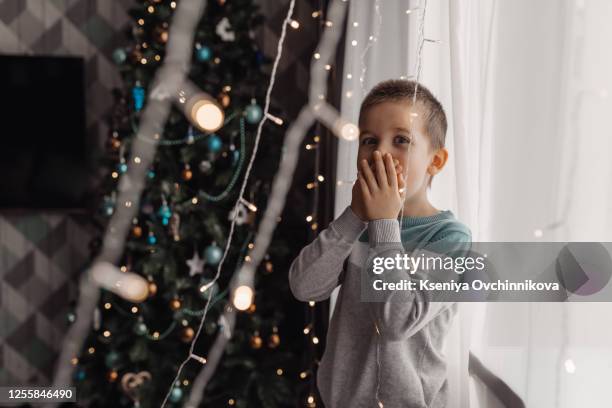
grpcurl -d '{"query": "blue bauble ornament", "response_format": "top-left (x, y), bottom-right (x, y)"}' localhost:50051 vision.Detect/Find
top-left (169, 387), bottom-right (183, 403)
top-left (232, 149), bottom-right (240, 166)
top-left (102, 198), bottom-right (115, 217)
top-left (196, 45), bottom-right (212, 62)
top-left (66, 312), bottom-right (76, 324)
top-left (245, 101), bottom-right (263, 124)
top-left (74, 368), bottom-right (86, 381)
top-left (186, 126), bottom-right (195, 144)
top-left (132, 82), bottom-right (145, 111)
top-left (105, 351), bottom-right (120, 368)
top-left (148, 233), bottom-right (157, 245)
top-left (147, 170), bottom-right (156, 179)
top-left (119, 163), bottom-right (128, 173)
top-left (158, 204), bottom-right (172, 219)
top-left (204, 243), bottom-right (223, 265)
top-left (206, 134), bottom-right (223, 153)
top-left (159, 203), bottom-right (171, 226)
top-left (134, 321), bottom-right (148, 336)
top-left (112, 48), bottom-right (127, 65)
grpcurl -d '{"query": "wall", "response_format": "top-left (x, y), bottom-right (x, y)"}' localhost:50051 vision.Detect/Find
top-left (0, 0), bottom-right (130, 385)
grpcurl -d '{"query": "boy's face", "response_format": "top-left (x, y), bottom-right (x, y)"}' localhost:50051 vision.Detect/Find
top-left (358, 100), bottom-right (439, 201)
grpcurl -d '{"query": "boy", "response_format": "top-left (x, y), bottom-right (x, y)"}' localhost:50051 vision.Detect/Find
top-left (289, 79), bottom-right (471, 407)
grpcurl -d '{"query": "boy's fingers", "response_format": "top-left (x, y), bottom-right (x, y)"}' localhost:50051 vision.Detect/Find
top-left (398, 174), bottom-right (406, 197)
top-left (360, 159), bottom-right (378, 192)
top-left (373, 151), bottom-right (388, 187)
top-left (385, 153), bottom-right (398, 189)
top-left (373, 161), bottom-right (400, 174)
top-left (357, 170), bottom-right (372, 200)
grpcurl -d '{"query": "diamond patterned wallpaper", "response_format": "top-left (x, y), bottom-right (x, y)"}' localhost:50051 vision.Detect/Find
top-left (0, 213), bottom-right (95, 384)
top-left (0, 0), bottom-right (131, 386)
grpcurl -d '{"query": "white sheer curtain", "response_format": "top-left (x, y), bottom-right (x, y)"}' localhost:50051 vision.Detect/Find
top-left (335, 0), bottom-right (612, 406)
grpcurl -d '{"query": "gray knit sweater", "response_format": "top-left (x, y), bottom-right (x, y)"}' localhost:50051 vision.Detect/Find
top-left (289, 206), bottom-right (471, 408)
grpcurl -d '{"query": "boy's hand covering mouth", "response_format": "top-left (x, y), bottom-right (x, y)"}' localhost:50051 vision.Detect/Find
top-left (351, 155), bottom-right (403, 222)
top-left (356, 151), bottom-right (406, 220)
top-left (364, 155), bottom-right (404, 190)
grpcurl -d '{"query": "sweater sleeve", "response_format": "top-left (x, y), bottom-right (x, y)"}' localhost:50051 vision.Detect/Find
top-left (288, 206), bottom-right (368, 302)
top-left (366, 218), bottom-right (471, 341)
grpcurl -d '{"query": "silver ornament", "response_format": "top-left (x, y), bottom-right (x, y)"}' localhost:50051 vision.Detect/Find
top-left (199, 160), bottom-right (212, 173)
top-left (228, 202), bottom-right (248, 225)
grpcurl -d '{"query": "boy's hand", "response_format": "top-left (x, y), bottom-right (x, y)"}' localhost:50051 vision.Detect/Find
top-left (351, 156), bottom-right (402, 222)
top-left (356, 151), bottom-right (406, 220)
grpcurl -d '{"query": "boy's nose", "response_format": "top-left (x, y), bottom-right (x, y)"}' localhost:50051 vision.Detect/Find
top-left (371, 149), bottom-right (393, 160)
top-left (371, 149), bottom-right (388, 160)
top-left (368, 150), bottom-right (399, 166)
top-left (373, 145), bottom-right (394, 158)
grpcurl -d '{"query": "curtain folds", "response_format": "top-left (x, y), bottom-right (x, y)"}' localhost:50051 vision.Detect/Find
top-left (335, 0), bottom-right (612, 406)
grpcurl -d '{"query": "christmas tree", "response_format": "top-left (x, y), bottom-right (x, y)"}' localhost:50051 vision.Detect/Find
top-left (70, 0), bottom-right (315, 406)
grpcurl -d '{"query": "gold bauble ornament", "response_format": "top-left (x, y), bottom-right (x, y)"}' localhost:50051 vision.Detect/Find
top-left (109, 138), bottom-right (121, 150)
top-left (160, 31), bottom-right (168, 44)
top-left (218, 92), bottom-right (230, 108)
top-left (182, 165), bottom-right (193, 181)
top-left (148, 282), bottom-right (157, 297)
top-left (264, 261), bottom-right (273, 274)
top-left (170, 298), bottom-right (181, 311)
top-left (250, 332), bottom-right (262, 349)
top-left (268, 333), bottom-right (280, 348)
top-left (132, 225), bottom-right (143, 238)
top-left (247, 303), bottom-right (256, 314)
top-left (181, 327), bottom-right (195, 343)
top-left (108, 370), bottom-right (119, 382)
top-left (155, 26), bottom-right (168, 43)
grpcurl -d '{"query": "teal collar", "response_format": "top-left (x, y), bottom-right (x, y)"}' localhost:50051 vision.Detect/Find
top-left (358, 210), bottom-right (456, 243)
top-left (398, 210), bottom-right (454, 226)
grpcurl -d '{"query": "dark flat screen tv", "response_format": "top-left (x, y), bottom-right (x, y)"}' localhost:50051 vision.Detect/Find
top-left (0, 55), bottom-right (91, 210)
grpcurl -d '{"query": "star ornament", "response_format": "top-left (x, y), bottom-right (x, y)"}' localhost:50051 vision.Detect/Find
top-left (186, 251), bottom-right (205, 276)
top-left (216, 17), bottom-right (235, 41)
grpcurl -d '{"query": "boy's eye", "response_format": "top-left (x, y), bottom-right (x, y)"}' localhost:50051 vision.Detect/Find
top-left (359, 135), bottom-right (411, 145)
top-left (360, 137), bottom-right (376, 145)
top-left (394, 135), bottom-right (411, 144)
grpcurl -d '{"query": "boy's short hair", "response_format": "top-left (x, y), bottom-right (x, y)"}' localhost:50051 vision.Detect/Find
top-left (358, 79), bottom-right (447, 151)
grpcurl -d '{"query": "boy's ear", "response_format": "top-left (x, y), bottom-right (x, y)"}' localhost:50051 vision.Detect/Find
top-left (428, 148), bottom-right (448, 176)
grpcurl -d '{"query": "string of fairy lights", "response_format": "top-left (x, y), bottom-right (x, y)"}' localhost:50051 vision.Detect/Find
top-left (169, 0), bottom-right (299, 406)
top-left (358, 0), bottom-right (381, 93)
top-left (299, 2), bottom-right (329, 404)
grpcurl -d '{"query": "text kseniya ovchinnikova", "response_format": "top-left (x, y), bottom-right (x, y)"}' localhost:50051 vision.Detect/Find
top-left (370, 253), bottom-right (561, 292)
